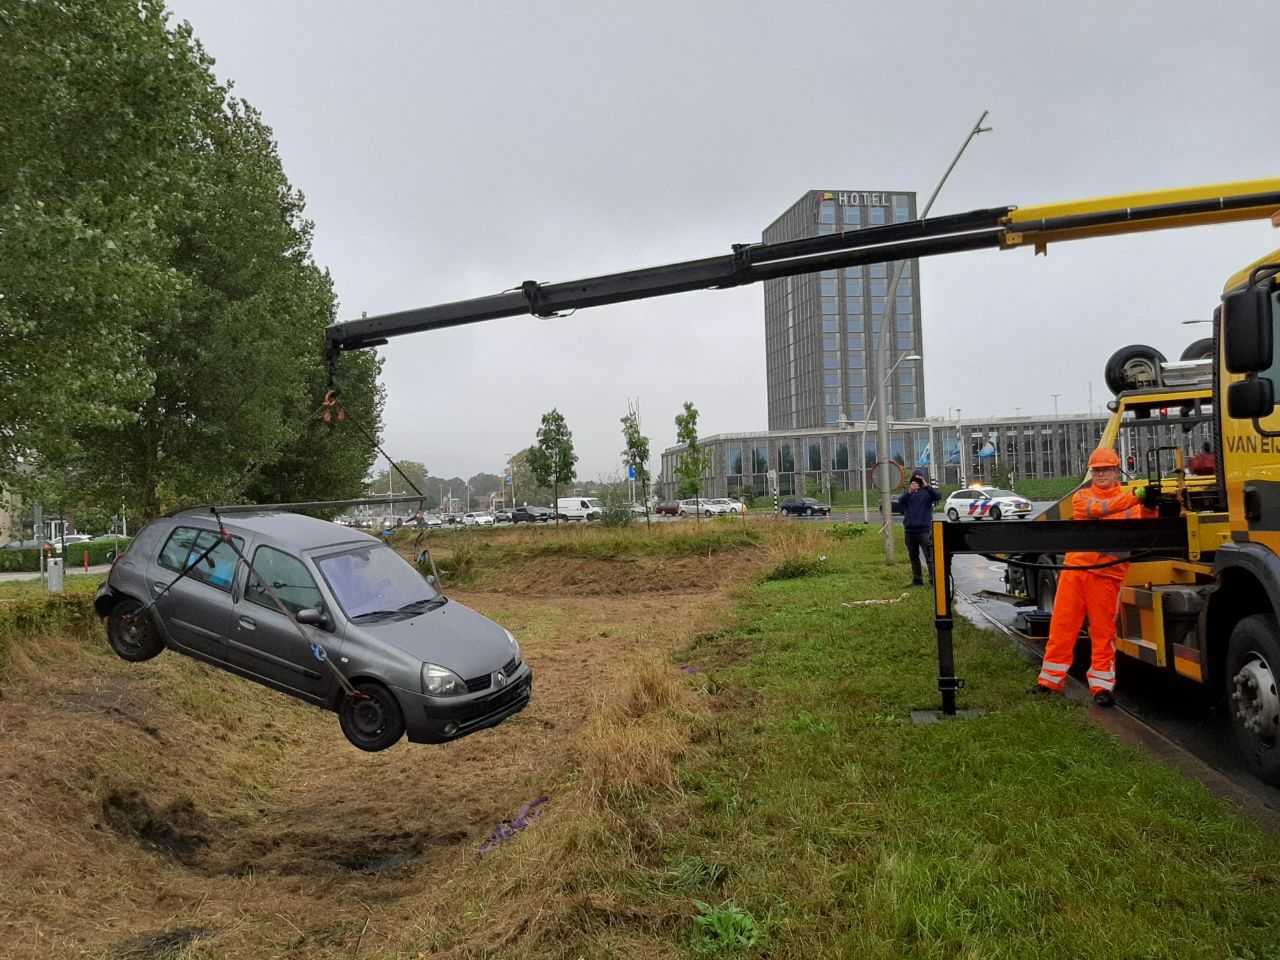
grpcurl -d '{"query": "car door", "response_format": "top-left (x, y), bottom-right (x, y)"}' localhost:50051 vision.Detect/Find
top-left (147, 525), bottom-right (243, 660)
top-left (229, 544), bottom-right (334, 701)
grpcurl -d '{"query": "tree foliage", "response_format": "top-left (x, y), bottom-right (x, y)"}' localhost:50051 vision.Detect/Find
top-left (527, 409), bottom-right (577, 517)
top-left (673, 401), bottom-right (711, 499)
top-left (0, 1), bottom-right (380, 519)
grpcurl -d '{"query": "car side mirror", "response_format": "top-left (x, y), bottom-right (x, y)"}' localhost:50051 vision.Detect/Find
top-left (296, 607), bottom-right (331, 630)
top-left (426, 574), bottom-right (437, 586)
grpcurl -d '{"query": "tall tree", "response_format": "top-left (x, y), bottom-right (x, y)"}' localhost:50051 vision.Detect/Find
top-left (527, 409), bottom-right (577, 523)
top-left (674, 401), bottom-right (711, 508)
top-left (0, 2), bottom-right (380, 519)
top-left (620, 400), bottom-right (652, 523)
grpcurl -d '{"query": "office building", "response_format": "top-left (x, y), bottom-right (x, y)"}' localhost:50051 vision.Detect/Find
top-left (762, 189), bottom-right (923, 430)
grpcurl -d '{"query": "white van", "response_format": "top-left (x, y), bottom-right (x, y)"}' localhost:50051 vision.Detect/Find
top-left (556, 497), bottom-right (603, 521)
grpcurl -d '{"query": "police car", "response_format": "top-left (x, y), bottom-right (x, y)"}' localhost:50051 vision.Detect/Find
top-left (943, 486), bottom-right (1033, 521)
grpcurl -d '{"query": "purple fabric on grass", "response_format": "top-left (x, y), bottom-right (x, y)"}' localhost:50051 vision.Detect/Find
top-left (477, 795), bottom-right (549, 857)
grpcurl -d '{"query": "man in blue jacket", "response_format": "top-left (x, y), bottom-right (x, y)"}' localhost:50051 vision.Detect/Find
top-left (896, 472), bottom-right (941, 587)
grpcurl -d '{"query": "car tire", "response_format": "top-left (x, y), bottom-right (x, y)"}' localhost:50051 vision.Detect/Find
top-left (989, 506), bottom-right (1002, 521)
top-left (804, 507), bottom-right (813, 516)
top-left (106, 598), bottom-right (165, 662)
top-left (1104, 343), bottom-right (1167, 395)
top-left (704, 510), bottom-right (713, 518)
top-left (1180, 337), bottom-right (1214, 362)
top-left (946, 507), bottom-right (960, 522)
top-left (338, 681), bottom-right (406, 752)
top-left (1226, 614), bottom-right (1280, 785)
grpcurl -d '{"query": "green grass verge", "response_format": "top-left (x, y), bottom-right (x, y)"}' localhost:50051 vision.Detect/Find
top-left (653, 532), bottom-right (1280, 958)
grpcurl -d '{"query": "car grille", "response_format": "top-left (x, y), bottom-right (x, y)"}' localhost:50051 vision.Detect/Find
top-left (464, 656), bottom-right (521, 694)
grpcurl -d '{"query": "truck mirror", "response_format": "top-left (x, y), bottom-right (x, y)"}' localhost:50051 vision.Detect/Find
top-left (1228, 377), bottom-right (1275, 419)
top-left (1222, 283), bottom-right (1274, 374)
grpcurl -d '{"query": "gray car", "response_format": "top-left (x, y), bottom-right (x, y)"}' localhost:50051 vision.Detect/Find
top-left (94, 510), bottom-right (532, 751)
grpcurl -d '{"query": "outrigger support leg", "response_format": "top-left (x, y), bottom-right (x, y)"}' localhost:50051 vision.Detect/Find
top-left (913, 519), bottom-right (981, 724)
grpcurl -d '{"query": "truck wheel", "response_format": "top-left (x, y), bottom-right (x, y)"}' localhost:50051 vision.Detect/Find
top-left (1180, 338), bottom-right (1214, 362)
top-left (1036, 568), bottom-right (1058, 614)
top-left (1226, 614), bottom-right (1280, 785)
top-left (106, 598), bottom-right (165, 662)
top-left (1104, 344), bottom-right (1166, 395)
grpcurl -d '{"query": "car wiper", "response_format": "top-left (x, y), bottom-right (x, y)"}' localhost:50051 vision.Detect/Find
top-left (398, 596), bottom-right (447, 613)
top-left (350, 609), bottom-right (408, 623)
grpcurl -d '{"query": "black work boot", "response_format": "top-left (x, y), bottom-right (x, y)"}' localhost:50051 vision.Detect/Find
top-left (1092, 690), bottom-right (1115, 708)
top-left (1028, 684), bottom-right (1057, 696)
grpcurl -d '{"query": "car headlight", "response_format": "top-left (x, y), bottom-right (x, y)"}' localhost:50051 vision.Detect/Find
top-left (503, 628), bottom-right (521, 662)
top-left (421, 663), bottom-right (467, 697)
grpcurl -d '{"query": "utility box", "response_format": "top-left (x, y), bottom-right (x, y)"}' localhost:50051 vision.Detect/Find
top-left (46, 556), bottom-right (64, 593)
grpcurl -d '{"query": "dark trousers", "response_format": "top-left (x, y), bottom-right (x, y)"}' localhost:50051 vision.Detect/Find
top-left (904, 526), bottom-right (934, 584)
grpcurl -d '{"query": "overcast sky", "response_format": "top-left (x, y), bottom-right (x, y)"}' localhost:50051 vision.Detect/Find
top-left (167, 0), bottom-right (1279, 480)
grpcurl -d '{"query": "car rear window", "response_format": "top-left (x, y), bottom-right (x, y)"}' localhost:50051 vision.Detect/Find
top-left (157, 526), bottom-right (243, 592)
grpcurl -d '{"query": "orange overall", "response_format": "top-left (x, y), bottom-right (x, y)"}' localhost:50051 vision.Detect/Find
top-left (1036, 484), bottom-right (1153, 695)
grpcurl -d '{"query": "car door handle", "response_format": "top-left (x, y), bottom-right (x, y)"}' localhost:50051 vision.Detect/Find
top-left (238, 616), bottom-right (256, 630)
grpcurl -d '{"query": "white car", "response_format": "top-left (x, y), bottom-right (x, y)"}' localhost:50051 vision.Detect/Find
top-left (944, 486), bottom-right (1033, 521)
top-left (461, 512), bottom-right (495, 527)
top-left (707, 498), bottom-right (742, 515)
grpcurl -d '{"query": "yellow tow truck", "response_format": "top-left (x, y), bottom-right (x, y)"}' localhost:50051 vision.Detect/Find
top-left (323, 176), bottom-right (1280, 782)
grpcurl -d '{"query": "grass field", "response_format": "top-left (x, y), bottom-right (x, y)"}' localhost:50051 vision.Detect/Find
top-left (1, 520), bottom-right (1276, 958)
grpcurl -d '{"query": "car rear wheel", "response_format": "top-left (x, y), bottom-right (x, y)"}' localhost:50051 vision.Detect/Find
top-left (338, 681), bottom-right (406, 752)
top-left (106, 598), bottom-right (164, 662)
top-left (946, 507), bottom-right (960, 522)
top-left (989, 506), bottom-right (1002, 521)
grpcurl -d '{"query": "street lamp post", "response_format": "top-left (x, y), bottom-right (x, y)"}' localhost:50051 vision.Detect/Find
top-left (856, 353), bottom-right (921, 524)
top-left (874, 110), bottom-right (991, 564)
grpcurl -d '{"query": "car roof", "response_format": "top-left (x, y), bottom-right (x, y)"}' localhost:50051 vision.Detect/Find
top-left (170, 509), bottom-right (378, 551)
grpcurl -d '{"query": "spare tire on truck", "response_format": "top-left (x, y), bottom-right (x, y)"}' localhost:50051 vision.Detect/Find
top-left (1104, 344), bottom-right (1167, 395)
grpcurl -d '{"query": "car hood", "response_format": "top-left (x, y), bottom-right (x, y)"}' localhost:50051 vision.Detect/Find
top-left (356, 599), bottom-right (515, 678)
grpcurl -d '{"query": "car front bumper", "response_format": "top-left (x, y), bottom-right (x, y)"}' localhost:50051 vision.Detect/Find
top-left (401, 663), bottom-right (534, 744)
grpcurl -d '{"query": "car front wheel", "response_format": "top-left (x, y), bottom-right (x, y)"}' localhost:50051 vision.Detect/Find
top-left (338, 681), bottom-right (406, 752)
top-left (106, 598), bottom-right (165, 662)
top-left (989, 506), bottom-right (1002, 521)
top-left (946, 507), bottom-right (960, 522)
top-left (704, 510), bottom-right (713, 518)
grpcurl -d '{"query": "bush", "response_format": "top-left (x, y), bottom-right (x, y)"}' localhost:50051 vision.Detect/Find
top-left (828, 523), bottom-right (867, 539)
top-left (764, 555), bottom-right (826, 581)
top-left (0, 538), bottom-right (131, 573)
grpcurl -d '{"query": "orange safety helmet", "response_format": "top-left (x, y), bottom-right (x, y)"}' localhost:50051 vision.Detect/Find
top-left (1087, 447), bottom-right (1121, 469)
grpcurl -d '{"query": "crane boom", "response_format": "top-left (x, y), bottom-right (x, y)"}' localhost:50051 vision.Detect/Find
top-left (324, 177), bottom-right (1280, 361)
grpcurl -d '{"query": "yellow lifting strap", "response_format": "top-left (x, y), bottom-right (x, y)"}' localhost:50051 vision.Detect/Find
top-left (1001, 176), bottom-right (1280, 254)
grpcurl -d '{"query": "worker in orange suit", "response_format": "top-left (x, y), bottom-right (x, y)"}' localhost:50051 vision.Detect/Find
top-left (1032, 447), bottom-right (1155, 707)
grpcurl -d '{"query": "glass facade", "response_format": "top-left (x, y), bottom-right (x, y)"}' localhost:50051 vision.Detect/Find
top-left (762, 189), bottom-right (924, 431)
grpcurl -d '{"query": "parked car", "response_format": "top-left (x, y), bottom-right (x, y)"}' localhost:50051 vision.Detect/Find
top-left (556, 497), bottom-right (603, 521)
top-left (677, 498), bottom-right (717, 517)
top-left (94, 510), bottom-right (532, 751)
top-left (943, 486), bottom-right (1032, 521)
top-left (462, 511), bottom-right (495, 526)
top-left (654, 501), bottom-right (680, 516)
top-left (627, 502), bottom-right (647, 516)
top-left (493, 508), bottom-right (514, 523)
top-left (780, 497), bottom-right (831, 517)
top-left (707, 498), bottom-right (742, 515)
top-left (511, 505), bottom-right (554, 523)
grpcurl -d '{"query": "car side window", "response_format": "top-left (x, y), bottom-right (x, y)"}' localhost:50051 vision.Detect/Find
top-left (245, 546), bottom-right (324, 616)
top-left (157, 526), bottom-right (243, 592)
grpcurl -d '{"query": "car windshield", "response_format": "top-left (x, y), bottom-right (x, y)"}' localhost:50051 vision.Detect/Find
top-left (988, 490), bottom-right (1017, 498)
top-left (315, 543), bottom-right (442, 621)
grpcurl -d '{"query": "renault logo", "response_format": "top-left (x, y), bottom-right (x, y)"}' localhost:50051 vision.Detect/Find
top-left (495, 672), bottom-right (507, 687)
